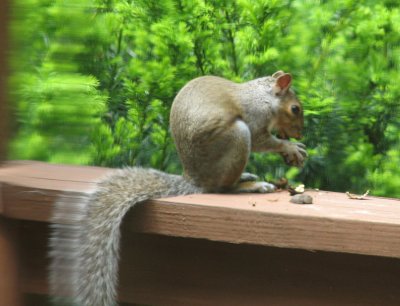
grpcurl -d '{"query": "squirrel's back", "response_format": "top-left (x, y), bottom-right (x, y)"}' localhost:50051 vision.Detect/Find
top-left (170, 76), bottom-right (243, 145)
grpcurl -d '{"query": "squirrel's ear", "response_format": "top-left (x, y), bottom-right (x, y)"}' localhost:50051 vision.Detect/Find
top-left (273, 73), bottom-right (292, 96)
top-left (272, 70), bottom-right (285, 79)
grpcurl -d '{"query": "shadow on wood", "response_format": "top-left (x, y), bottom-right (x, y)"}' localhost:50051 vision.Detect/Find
top-left (18, 220), bottom-right (400, 306)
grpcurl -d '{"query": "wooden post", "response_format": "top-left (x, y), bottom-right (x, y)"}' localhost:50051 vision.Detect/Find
top-left (0, 1), bottom-right (21, 305)
top-left (0, 0), bottom-right (9, 162)
top-left (0, 217), bottom-right (21, 306)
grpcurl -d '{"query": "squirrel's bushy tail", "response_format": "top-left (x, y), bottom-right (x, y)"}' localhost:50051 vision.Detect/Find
top-left (49, 167), bottom-right (200, 306)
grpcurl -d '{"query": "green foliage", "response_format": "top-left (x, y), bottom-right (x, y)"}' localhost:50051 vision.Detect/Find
top-left (10, 0), bottom-right (106, 164)
top-left (369, 146), bottom-right (400, 197)
top-left (10, 0), bottom-right (400, 197)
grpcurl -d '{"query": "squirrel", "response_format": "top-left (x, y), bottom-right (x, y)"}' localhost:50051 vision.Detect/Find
top-left (49, 71), bottom-right (306, 306)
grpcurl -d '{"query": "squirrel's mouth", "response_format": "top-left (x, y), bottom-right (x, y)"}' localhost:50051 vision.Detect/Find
top-left (277, 128), bottom-right (302, 140)
top-left (277, 131), bottom-right (289, 140)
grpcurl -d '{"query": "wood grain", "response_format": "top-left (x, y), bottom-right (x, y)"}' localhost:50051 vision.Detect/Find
top-left (130, 197), bottom-right (400, 258)
top-left (1, 161), bottom-right (400, 258)
top-left (19, 221), bottom-right (400, 306)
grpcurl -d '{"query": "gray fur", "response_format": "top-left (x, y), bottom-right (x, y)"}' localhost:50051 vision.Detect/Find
top-left (50, 167), bottom-right (201, 306)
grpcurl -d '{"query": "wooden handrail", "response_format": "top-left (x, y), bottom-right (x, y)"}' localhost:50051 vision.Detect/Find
top-left (1, 161), bottom-right (400, 305)
top-left (1, 161), bottom-right (400, 258)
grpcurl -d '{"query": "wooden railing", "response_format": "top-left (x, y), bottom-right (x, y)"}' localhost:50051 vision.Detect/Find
top-left (0, 161), bottom-right (400, 305)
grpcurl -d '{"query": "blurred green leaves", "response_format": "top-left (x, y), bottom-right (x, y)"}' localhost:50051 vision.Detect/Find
top-left (10, 0), bottom-right (106, 164)
top-left (9, 0), bottom-right (400, 197)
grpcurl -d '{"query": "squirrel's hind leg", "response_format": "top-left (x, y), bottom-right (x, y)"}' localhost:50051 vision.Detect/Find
top-left (184, 119), bottom-right (276, 194)
top-left (187, 119), bottom-right (251, 192)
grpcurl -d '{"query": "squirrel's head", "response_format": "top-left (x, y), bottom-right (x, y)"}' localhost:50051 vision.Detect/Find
top-left (272, 71), bottom-right (304, 140)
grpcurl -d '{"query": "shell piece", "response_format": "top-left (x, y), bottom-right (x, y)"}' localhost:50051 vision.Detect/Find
top-left (346, 190), bottom-right (369, 200)
top-left (290, 194), bottom-right (313, 205)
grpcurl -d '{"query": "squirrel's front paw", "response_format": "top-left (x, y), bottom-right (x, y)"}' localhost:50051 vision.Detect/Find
top-left (281, 142), bottom-right (307, 167)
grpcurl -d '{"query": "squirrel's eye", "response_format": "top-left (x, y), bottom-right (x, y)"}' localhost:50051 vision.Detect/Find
top-left (291, 105), bottom-right (300, 115)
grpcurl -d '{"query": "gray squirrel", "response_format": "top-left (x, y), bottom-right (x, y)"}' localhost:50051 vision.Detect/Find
top-left (49, 71), bottom-right (307, 306)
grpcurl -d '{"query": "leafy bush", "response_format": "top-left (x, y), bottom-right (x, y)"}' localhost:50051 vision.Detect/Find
top-left (9, 0), bottom-right (400, 197)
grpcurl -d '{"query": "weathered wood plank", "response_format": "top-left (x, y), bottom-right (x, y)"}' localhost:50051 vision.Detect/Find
top-left (0, 161), bottom-right (400, 258)
top-left (129, 197), bottom-right (400, 258)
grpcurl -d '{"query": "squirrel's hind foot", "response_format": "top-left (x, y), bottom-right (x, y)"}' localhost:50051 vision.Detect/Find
top-left (235, 181), bottom-right (276, 193)
top-left (239, 172), bottom-right (259, 182)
